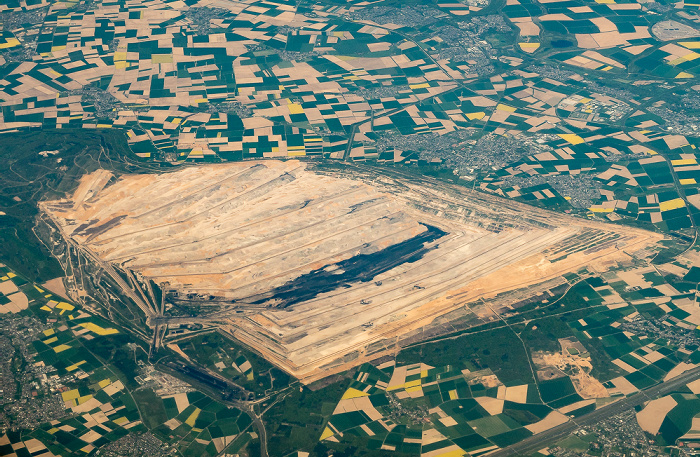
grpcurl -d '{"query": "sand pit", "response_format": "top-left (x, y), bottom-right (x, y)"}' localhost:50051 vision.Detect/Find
top-left (41, 161), bottom-right (663, 383)
top-left (533, 340), bottom-right (608, 399)
top-left (688, 379), bottom-right (700, 395)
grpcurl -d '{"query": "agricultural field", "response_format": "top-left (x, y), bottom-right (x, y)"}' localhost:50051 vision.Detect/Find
top-left (636, 378), bottom-right (700, 449)
top-left (0, 0), bottom-right (695, 182)
top-left (319, 362), bottom-right (553, 455)
top-left (0, 262), bottom-right (262, 457)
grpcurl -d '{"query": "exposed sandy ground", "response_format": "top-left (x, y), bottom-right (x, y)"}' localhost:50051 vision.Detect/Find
top-left (42, 277), bottom-right (70, 300)
top-left (559, 399), bottom-right (595, 414)
top-left (665, 362), bottom-right (697, 382)
top-left (658, 262), bottom-right (688, 277)
top-left (170, 393), bottom-right (189, 414)
top-left (511, 18), bottom-right (540, 36)
top-left (0, 281), bottom-right (18, 295)
top-left (333, 396), bottom-right (383, 421)
top-left (643, 350), bottom-right (665, 364)
top-left (688, 379), bottom-right (700, 395)
top-left (164, 418), bottom-right (181, 430)
top-left (637, 396), bottom-right (677, 435)
top-left (0, 291), bottom-right (28, 313)
top-left (612, 359), bottom-right (637, 373)
top-left (166, 344), bottom-right (192, 362)
top-left (559, 337), bottom-right (587, 356)
top-left (533, 342), bottom-right (608, 399)
top-left (477, 374), bottom-right (501, 389)
top-left (525, 411), bottom-right (569, 434)
top-left (615, 266), bottom-right (655, 289)
top-left (213, 436), bottom-right (237, 453)
top-left (504, 385), bottom-right (529, 403)
top-left (42, 161), bottom-right (663, 383)
top-left (476, 396), bottom-right (505, 415)
top-left (422, 444), bottom-right (464, 457)
top-left (680, 417), bottom-right (700, 440)
top-left (671, 298), bottom-right (700, 325)
top-left (24, 439), bottom-right (46, 454)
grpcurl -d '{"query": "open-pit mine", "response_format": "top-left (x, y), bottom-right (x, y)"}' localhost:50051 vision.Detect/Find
top-left (40, 160), bottom-right (663, 383)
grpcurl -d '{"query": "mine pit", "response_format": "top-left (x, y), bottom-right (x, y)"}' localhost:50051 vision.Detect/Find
top-left (41, 160), bottom-right (663, 383)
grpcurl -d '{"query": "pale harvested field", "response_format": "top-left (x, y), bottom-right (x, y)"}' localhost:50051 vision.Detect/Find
top-left (534, 347), bottom-right (608, 399)
top-left (42, 278), bottom-right (70, 300)
top-left (525, 411), bottom-right (569, 434)
top-left (671, 297), bottom-right (700, 325)
top-left (664, 362), bottom-right (696, 382)
top-left (333, 396), bottom-right (383, 421)
top-left (42, 161), bottom-right (663, 383)
top-left (612, 359), bottom-right (637, 373)
top-left (688, 379), bottom-right (700, 395)
top-left (24, 439), bottom-right (46, 455)
top-left (476, 396), bottom-right (505, 415)
top-left (504, 385), bottom-right (529, 403)
top-left (422, 428), bottom-right (449, 446)
top-left (558, 399), bottom-right (595, 414)
top-left (636, 396), bottom-right (677, 435)
top-left (171, 393), bottom-right (189, 414)
top-left (0, 281), bottom-right (18, 295)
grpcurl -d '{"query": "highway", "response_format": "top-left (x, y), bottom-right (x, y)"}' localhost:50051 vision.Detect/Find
top-left (490, 366), bottom-right (700, 456)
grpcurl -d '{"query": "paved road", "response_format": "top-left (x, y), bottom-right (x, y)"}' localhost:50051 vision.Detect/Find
top-left (490, 366), bottom-right (700, 456)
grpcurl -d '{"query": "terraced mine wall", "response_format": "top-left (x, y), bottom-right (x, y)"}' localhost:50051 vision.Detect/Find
top-left (40, 160), bottom-right (665, 383)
